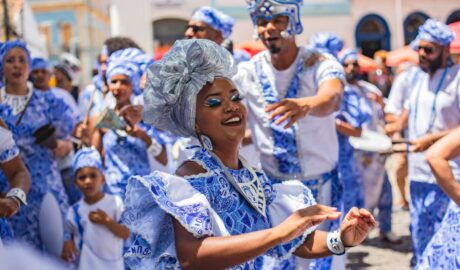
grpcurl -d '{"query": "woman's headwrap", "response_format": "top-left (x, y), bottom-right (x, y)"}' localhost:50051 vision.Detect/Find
top-left (143, 39), bottom-right (236, 138)
top-left (31, 57), bottom-right (50, 71)
top-left (246, 0), bottom-right (303, 36)
top-left (0, 40), bottom-right (32, 80)
top-left (410, 19), bottom-right (455, 49)
top-left (72, 147), bottom-right (104, 176)
top-left (339, 48), bottom-right (359, 65)
top-left (191, 6), bottom-right (235, 39)
top-left (106, 48), bottom-right (154, 95)
top-left (309, 32), bottom-right (344, 58)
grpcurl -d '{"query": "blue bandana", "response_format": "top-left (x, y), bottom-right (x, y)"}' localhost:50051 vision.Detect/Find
top-left (0, 40), bottom-right (32, 80)
top-left (191, 6), bottom-right (235, 39)
top-left (411, 19), bottom-right (455, 49)
top-left (339, 48), bottom-right (359, 64)
top-left (106, 48), bottom-right (153, 95)
top-left (246, 0), bottom-right (303, 36)
top-left (309, 32), bottom-right (344, 58)
top-left (72, 147), bottom-right (104, 176)
top-left (31, 57), bottom-right (50, 71)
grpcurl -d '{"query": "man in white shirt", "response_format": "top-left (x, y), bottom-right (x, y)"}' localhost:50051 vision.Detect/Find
top-left (405, 19), bottom-right (460, 265)
top-left (233, 1), bottom-right (344, 268)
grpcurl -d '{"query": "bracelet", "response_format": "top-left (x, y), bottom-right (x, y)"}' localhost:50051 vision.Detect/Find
top-left (326, 230), bottom-right (346, 255)
top-left (6, 188), bottom-right (27, 205)
top-left (147, 140), bottom-right (163, 158)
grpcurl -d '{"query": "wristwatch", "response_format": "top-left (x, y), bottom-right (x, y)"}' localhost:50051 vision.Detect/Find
top-left (6, 188), bottom-right (27, 205)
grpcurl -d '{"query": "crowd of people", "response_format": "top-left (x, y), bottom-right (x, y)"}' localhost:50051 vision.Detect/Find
top-left (0, 0), bottom-right (459, 269)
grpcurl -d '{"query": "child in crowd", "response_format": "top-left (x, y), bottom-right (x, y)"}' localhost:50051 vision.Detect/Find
top-left (61, 148), bottom-right (129, 270)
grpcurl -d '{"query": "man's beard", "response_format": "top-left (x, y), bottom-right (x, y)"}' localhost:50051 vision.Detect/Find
top-left (268, 44), bottom-right (281, 54)
top-left (420, 54), bottom-right (444, 74)
top-left (346, 72), bottom-right (359, 82)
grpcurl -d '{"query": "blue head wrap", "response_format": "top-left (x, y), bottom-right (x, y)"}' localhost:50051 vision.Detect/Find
top-left (339, 48), bottom-right (359, 64)
top-left (309, 32), bottom-right (344, 58)
top-left (411, 19), bottom-right (455, 49)
top-left (246, 0), bottom-right (303, 36)
top-left (106, 48), bottom-right (153, 96)
top-left (0, 40), bottom-right (32, 81)
top-left (143, 39), bottom-right (236, 137)
top-left (72, 147), bottom-right (104, 177)
top-left (31, 57), bottom-right (50, 71)
top-left (191, 6), bottom-right (235, 39)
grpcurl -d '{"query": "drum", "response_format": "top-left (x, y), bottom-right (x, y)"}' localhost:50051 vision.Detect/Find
top-left (39, 192), bottom-right (63, 257)
top-left (349, 129), bottom-right (392, 152)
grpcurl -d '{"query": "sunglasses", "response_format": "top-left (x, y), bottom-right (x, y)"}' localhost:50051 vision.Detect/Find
top-left (186, 25), bottom-right (206, 33)
top-left (417, 46), bottom-right (435, 55)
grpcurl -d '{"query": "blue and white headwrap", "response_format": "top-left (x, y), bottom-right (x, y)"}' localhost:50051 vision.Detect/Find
top-left (191, 6), bottom-right (235, 39)
top-left (143, 39), bottom-right (236, 138)
top-left (410, 19), bottom-right (455, 49)
top-left (309, 32), bottom-right (344, 58)
top-left (246, 0), bottom-right (303, 36)
top-left (339, 48), bottom-right (359, 64)
top-left (72, 147), bottom-right (104, 176)
top-left (31, 57), bottom-right (50, 71)
top-left (0, 40), bottom-right (32, 80)
top-left (106, 48), bottom-right (153, 95)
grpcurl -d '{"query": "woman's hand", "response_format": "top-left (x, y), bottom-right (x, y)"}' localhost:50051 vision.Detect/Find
top-left (272, 204), bottom-right (341, 244)
top-left (61, 240), bottom-right (78, 262)
top-left (53, 139), bottom-right (73, 158)
top-left (340, 207), bottom-right (377, 247)
top-left (0, 197), bottom-right (20, 218)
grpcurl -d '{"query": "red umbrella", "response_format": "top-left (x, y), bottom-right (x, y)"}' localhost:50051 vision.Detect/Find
top-left (235, 40), bottom-right (266, 56)
top-left (386, 46), bottom-right (419, 67)
top-left (449, 22), bottom-right (460, 54)
top-left (154, 46), bottom-right (172, 61)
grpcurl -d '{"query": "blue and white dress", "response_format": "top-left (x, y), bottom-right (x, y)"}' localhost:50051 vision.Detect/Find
top-left (336, 85), bottom-right (371, 213)
top-left (122, 147), bottom-right (318, 269)
top-left (103, 123), bottom-right (165, 200)
top-left (416, 200), bottom-right (460, 270)
top-left (0, 126), bottom-right (20, 245)
top-left (0, 88), bottom-right (77, 249)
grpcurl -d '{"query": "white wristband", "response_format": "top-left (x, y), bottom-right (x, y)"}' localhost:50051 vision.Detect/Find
top-left (326, 230), bottom-right (345, 255)
top-left (147, 140), bottom-right (163, 158)
top-left (6, 188), bottom-right (27, 205)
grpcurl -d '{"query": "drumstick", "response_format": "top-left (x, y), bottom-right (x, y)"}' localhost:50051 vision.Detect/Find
top-left (392, 139), bottom-right (413, 144)
top-left (77, 89), bottom-right (97, 149)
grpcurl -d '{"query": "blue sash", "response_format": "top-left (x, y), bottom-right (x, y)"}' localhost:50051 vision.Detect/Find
top-left (254, 56), bottom-right (304, 175)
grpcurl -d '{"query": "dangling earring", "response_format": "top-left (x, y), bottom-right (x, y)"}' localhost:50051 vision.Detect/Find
top-left (200, 134), bottom-right (213, 151)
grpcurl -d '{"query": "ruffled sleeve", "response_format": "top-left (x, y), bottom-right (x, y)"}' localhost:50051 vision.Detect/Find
top-left (315, 57), bottom-right (346, 87)
top-left (122, 171), bottom-right (229, 269)
top-left (0, 127), bottom-right (19, 163)
top-left (266, 180), bottom-right (318, 259)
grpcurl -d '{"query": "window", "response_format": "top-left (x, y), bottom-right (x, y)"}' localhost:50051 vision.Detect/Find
top-left (355, 14), bottom-right (391, 58)
top-left (404, 12), bottom-right (429, 45)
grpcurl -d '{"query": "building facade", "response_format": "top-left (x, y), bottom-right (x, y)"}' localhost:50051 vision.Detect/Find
top-left (111, 0), bottom-right (460, 58)
top-left (29, 0), bottom-right (111, 85)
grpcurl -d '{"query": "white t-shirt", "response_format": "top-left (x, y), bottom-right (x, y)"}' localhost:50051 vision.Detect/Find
top-left (233, 47), bottom-right (344, 179)
top-left (407, 64), bottom-right (460, 183)
top-left (385, 66), bottom-right (420, 116)
top-left (66, 194), bottom-right (125, 270)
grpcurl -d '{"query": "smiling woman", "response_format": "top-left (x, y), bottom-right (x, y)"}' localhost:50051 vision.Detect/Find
top-left (121, 39), bottom-right (376, 270)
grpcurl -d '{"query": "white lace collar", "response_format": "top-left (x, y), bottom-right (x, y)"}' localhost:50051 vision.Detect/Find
top-left (0, 83), bottom-right (34, 115)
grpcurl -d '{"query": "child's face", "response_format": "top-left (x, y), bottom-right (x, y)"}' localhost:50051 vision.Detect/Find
top-left (75, 167), bottom-right (104, 199)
